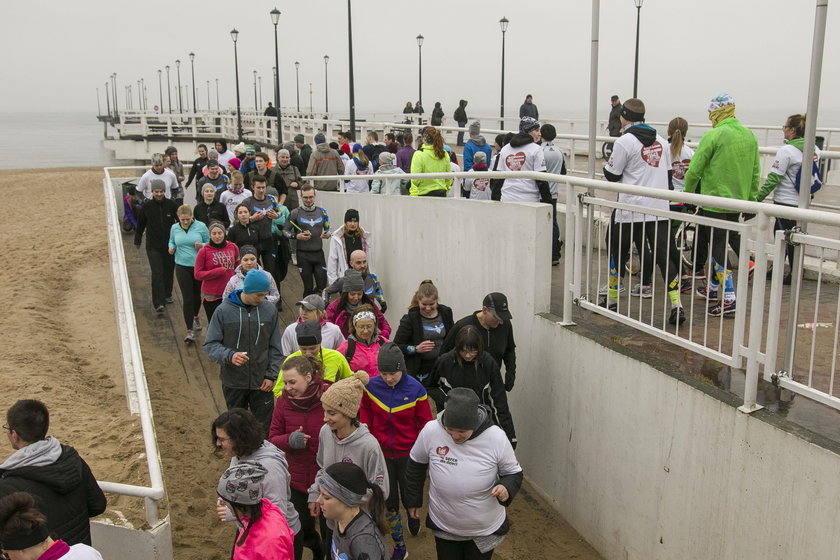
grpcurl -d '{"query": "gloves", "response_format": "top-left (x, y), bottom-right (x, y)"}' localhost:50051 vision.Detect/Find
top-left (379, 300), bottom-right (388, 313)
top-left (504, 374), bottom-right (515, 392)
top-left (288, 430), bottom-right (307, 449)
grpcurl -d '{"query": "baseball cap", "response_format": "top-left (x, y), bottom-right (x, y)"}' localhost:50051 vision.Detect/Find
top-left (296, 294), bottom-right (325, 312)
top-left (483, 292), bottom-right (512, 321)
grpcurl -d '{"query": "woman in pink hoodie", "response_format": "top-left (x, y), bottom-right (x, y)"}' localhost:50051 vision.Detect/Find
top-left (336, 305), bottom-right (388, 378)
top-left (194, 221), bottom-right (239, 321)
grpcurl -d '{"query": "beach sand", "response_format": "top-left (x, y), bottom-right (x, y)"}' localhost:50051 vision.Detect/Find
top-left (0, 167), bottom-right (603, 560)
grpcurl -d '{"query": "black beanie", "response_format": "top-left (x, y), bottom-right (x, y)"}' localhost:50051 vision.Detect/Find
top-left (441, 388), bottom-right (480, 431)
top-left (344, 208), bottom-right (360, 223)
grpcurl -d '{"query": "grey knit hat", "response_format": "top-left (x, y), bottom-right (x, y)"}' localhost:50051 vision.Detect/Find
top-left (377, 342), bottom-right (404, 373)
top-left (441, 388), bottom-right (480, 431)
top-left (469, 121), bottom-right (481, 137)
top-left (342, 269), bottom-right (365, 293)
top-left (296, 320), bottom-right (323, 346)
top-left (150, 179), bottom-right (166, 192)
top-left (217, 462), bottom-right (266, 505)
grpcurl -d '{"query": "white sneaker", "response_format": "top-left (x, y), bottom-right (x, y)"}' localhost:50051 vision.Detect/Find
top-left (598, 282), bottom-right (625, 296)
top-left (630, 284), bottom-right (652, 298)
top-left (193, 317), bottom-right (202, 331)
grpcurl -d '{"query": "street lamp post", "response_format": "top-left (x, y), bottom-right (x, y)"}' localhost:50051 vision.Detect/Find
top-left (175, 59), bottom-right (182, 113)
top-left (323, 55), bottom-right (329, 113)
top-left (157, 70), bottom-right (163, 113)
top-left (294, 61), bottom-right (300, 112)
top-left (309, 82), bottom-right (313, 114)
top-left (231, 29), bottom-right (243, 140)
top-left (270, 7), bottom-right (283, 144)
top-left (105, 81), bottom-right (111, 117)
top-left (633, 0), bottom-right (643, 98)
top-left (111, 73), bottom-right (119, 119)
top-left (258, 75), bottom-right (262, 109)
top-left (416, 34), bottom-right (424, 106)
top-left (189, 52), bottom-right (197, 112)
top-left (347, 0), bottom-right (356, 140)
top-left (253, 70), bottom-right (258, 111)
top-left (215, 78), bottom-right (220, 112)
top-left (206, 80), bottom-right (210, 111)
top-left (499, 17), bottom-right (509, 130)
top-left (165, 66), bottom-right (171, 113)
top-left (137, 80), bottom-right (142, 110)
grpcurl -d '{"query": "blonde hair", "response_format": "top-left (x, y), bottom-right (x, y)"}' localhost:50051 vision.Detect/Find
top-left (408, 279), bottom-right (439, 309)
top-left (231, 170), bottom-right (244, 183)
top-left (668, 117), bottom-right (688, 159)
top-left (177, 204), bottom-right (193, 217)
top-left (787, 114), bottom-right (806, 138)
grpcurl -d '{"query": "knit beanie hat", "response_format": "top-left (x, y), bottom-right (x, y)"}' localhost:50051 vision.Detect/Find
top-left (473, 152), bottom-right (487, 164)
top-left (708, 93), bottom-right (735, 112)
top-left (378, 152), bottom-right (395, 166)
top-left (233, 142), bottom-right (247, 154)
top-left (519, 116), bottom-right (540, 134)
top-left (342, 269), bottom-right (365, 293)
top-left (228, 157), bottom-right (241, 170)
top-left (151, 153), bottom-right (165, 165)
top-left (344, 208), bottom-right (360, 223)
top-left (245, 145), bottom-right (256, 155)
top-left (277, 149), bottom-right (290, 158)
top-left (314, 133), bottom-right (326, 145)
top-left (469, 121), bottom-right (481, 137)
top-left (242, 269), bottom-right (270, 294)
top-left (240, 245), bottom-right (258, 258)
top-left (352, 143), bottom-right (364, 155)
top-left (150, 179), bottom-right (166, 192)
top-left (208, 221), bottom-right (226, 234)
top-left (441, 388), bottom-right (480, 431)
top-left (217, 462), bottom-right (266, 505)
top-left (296, 320), bottom-right (323, 346)
top-left (377, 342), bottom-right (404, 373)
top-left (320, 370), bottom-right (370, 418)
top-left (294, 134), bottom-right (306, 143)
top-left (283, 141), bottom-right (298, 154)
top-left (208, 148), bottom-right (220, 158)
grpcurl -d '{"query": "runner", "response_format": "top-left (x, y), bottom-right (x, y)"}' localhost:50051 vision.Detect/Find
top-left (336, 305), bottom-right (389, 378)
top-left (285, 186), bottom-right (331, 297)
top-left (194, 221), bottom-right (239, 322)
top-left (223, 245), bottom-right (281, 306)
top-left (168, 205), bottom-right (210, 343)
top-left (281, 295), bottom-right (345, 357)
top-left (393, 280), bottom-right (453, 388)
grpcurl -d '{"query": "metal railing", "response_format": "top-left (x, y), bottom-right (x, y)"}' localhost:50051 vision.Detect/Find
top-left (100, 168), bottom-right (167, 527)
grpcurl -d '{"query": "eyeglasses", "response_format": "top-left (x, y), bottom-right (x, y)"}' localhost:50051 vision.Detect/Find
top-left (782, 125), bottom-right (794, 130)
top-left (2, 425), bottom-right (13, 432)
top-left (215, 435), bottom-right (231, 443)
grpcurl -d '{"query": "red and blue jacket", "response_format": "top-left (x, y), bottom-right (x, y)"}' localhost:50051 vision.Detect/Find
top-left (360, 373), bottom-right (432, 459)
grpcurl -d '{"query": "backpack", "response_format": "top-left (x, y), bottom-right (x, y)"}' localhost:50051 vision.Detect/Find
top-left (794, 148), bottom-right (822, 194)
top-left (343, 336), bottom-right (386, 363)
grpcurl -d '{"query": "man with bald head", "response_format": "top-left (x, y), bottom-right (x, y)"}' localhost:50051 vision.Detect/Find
top-left (324, 249), bottom-right (386, 311)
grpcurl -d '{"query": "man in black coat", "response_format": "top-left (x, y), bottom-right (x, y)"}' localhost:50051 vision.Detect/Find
top-left (134, 179), bottom-right (178, 313)
top-left (0, 400), bottom-right (106, 545)
top-left (608, 95), bottom-right (623, 137)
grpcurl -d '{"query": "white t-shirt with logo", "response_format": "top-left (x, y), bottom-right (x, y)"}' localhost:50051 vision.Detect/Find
top-left (464, 170), bottom-right (492, 201)
top-left (409, 418), bottom-right (521, 537)
top-left (498, 141), bottom-right (547, 203)
top-left (605, 130), bottom-right (672, 222)
top-left (769, 143), bottom-right (821, 205)
top-left (670, 144), bottom-right (694, 193)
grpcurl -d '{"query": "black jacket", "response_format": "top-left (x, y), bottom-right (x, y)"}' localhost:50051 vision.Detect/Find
top-left (227, 221), bottom-right (263, 250)
top-left (429, 350), bottom-right (516, 443)
top-left (431, 106), bottom-right (444, 126)
top-left (393, 305), bottom-right (454, 381)
top-left (0, 444), bottom-right (107, 545)
top-left (441, 312), bottom-right (517, 390)
top-left (453, 100), bottom-right (467, 123)
top-left (194, 200), bottom-right (230, 229)
top-left (186, 156), bottom-right (209, 188)
top-left (134, 197), bottom-right (178, 251)
top-left (608, 103), bottom-right (623, 137)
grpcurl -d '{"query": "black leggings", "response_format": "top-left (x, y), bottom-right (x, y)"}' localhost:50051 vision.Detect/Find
top-left (434, 537), bottom-right (494, 560)
top-left (605, 210), bottom-right (653, 283)
top-left (174, 264), bottom-right (202, 330)
top-left (385, 456), bottom-right (409, 511)
top-left (203, 298), bottom-right (222, 323)
top-left (289, 488), bottom-right (317, 560)
top-left (297, 249), bottom-right (327, 297)
top-left (609, 219), bottom-right (681, 289)
top-left (694, 210), bottom-right (741, 278)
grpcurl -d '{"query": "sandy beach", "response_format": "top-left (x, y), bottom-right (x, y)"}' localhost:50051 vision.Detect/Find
top-left (0, 167), bottom-right (602, 559)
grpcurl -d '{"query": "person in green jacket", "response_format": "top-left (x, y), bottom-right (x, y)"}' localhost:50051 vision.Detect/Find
top-left (409, 127), bottom-right (451, 197)
top-left (683, 93), bottom-right (760, 317)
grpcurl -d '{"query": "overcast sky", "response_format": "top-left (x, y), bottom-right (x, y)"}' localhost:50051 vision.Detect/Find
top-left (5, 0), bottom-right (840, 126)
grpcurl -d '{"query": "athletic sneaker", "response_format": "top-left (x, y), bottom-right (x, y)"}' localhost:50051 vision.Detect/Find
top-left (669, 307), bottom-right (687, 326)
top-left (391, 547), bottom-right (408, 560)
top-left (690, 269), bottom-right (706, 280)
top-left (165, 296), bottom-right (174, 304)
top-left (598, 283), bottom-right (625, 296)
top-left (193, 317), bottom-right (202, 331)
top-left (552, 259), bottom-right (560, 266)
top-left (680, 278), bottom-right (693, 293)
top-left (155, 305), bottom-right (165, 313)
top-left (630, 284), bottom-right (652, 298)
top-left (708, 300), bottom-right (736, 317)
top-left (291, 253), bottom-right (298, 266)
top-left (407, 517), bottom-right (420, 537)
top-left (184, 329), bottom-right (195, 343)
top-left (695, 285), bottom-right (719, 300)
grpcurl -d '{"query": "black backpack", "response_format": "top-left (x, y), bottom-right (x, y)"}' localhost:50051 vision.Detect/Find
top-left (343, 335), bottom-right (387, 363)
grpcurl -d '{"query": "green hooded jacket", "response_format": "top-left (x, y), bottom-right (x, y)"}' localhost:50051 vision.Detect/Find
top-left (683, 117), bottom-right (760, 213)
top-left (409, 144), bottom-right (451, 196)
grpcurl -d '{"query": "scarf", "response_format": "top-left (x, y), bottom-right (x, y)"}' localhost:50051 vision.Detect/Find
top-left (353, 157), bottom-right (368, 173)
top-left (709, 105), bottom-right (736, 127)
top-left (229, 183), bottom-right (245, 195)
top-left (39, 540), bottom-right (71, 560)
top-left (301, 203), bottom-right (316, 212)
top-left (283, 379), bottom-right (323, 411)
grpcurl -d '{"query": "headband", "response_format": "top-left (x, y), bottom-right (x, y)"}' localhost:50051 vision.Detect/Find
top-left (620, 106), bottom-right (645, 123)
top-left (1, 523), bottom-right (50, 551)
top-left (353, 311), bottom-right (376, 324)
top-left (316, 471), bottom-right (367, 507)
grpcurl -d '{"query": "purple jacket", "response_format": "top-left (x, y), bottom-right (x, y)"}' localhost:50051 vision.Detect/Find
top-left (396, 146), bottom-right (416, 173)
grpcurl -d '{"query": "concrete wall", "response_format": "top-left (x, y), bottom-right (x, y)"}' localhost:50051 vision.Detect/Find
top-left (317, 191), bottom-right (840, 560)
top-left (92, 518), bottom-right (172, 560)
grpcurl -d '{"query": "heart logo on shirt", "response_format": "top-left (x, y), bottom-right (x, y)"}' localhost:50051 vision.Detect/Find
top-left (641, 141), bottom-right (663, 167)
top-left (505, 152), bottom-right (526, 171)
top-left (435, 446), bottom-right (449, 456)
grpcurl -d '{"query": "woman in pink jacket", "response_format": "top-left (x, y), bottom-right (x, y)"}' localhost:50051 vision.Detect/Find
top-left (194, 221), bottom-right (239, 321)
top-left (336, 305), bottom-right (388, 378)
top-left (325, 270), bottom-right (390, 339)
top-left (268, 355), bottom-right (329, 560)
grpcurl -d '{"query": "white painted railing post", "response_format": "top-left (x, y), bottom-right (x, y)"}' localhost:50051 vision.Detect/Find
top-left (562, 178), bottom-right (576, 325)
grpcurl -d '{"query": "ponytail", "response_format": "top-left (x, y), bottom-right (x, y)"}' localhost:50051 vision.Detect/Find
top-left (668, 117), bottom-right (688, 159)
top-left (787, 114), bottom-right (806, 138)
top-left (408, 279), bottom-right (439, 309)
top-left (423, 127), bottom-right (446, 160)
top-left (366, 481), bottom-right (388, 535)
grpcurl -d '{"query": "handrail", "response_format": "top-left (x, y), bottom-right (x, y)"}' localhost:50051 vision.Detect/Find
top-left (101, 169), bottom-right (166, 527)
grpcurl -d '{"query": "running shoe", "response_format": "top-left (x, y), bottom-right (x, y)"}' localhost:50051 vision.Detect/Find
top-left (193, 317), bottom-right (202, 331)
top-left (598, 283), bottom-right (625, 296)
top-left (690, 269), bottom-right (706, 280)
top-left (155, 305), bottom-right (165, 313)
top-left (291, 253), bottom-right (298, 266)
top-left (630, 284), bottom-right (652, 298)
top-left (669, 307), bottom-right (687, 326)
top-left (695, 284), bottom-right (719, 300)
top-left (407, 517), bottom-right (420, 537)
top-left (165, 296), bottom-right (174, 304)
top-left (391, 547), bottom-right (408, 560)
top-left (552, 259), bottom-right (560, 266)
top-left (708, 300), bottom-right (736, 317)
top-left (184, 330), bottom-right (195, 343)
top-left (680, 278), bottom-right (693, 293)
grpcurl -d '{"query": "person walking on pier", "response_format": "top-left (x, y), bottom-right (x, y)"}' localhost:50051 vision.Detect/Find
top-left (136, 153), bottom-right (179, 200)
top-left (194, 221), bottom-right (239, 322)
top-left (307, 133), bottom-right (343, 192)
top-left (195, 184), bottom-right (231, 229)
top-left (431, 102), bottom-right (445, 127)
top-left (608, 95), bottom-right (623, 138)
top-left (216, 140), bottom-right (235, 169)
top-left (0, 400), bottom-right (107, 546)
top-left (243, 176), bottom-right (284, 290)
top-left (164, 146), bottom-right (185, 205)
top-left (541, 123), bottom-right (566, 265)
top-left (205, 269), bottom-right (283, 434)
top-left (285, 185), bottom-right (331, 297)
top-left (519, 94), bottom-right (538, 120)
top-left (169, 205), bottom-right (210, 343)
top-left (186, 144), bottom-right (209, 193)
top-left (295, 134), bottom-right (312, 170)
top-left (463, 122), bottom-right (491, 172)
top-left (498, 117), bottom-right (551, 204)
top-left (409, 127), bottom-right (450, 197)
top-left (454, 100), bottom-right (468, 146)
top-left (134, 179), bottom-right (178, 312)
top-left (220, 171), bottom-right (253, 224)
top-left (196, 160), bottom-right (229, 203)
top-left (684, 93), bottom-right (760, 316)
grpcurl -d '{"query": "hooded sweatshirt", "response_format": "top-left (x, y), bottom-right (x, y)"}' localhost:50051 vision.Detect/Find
top-left (306, 143), bottom-right (344, 191)
top-left (370, 165), bottom-right (403, 195)
top-left (229, 442), bottom-right (301, 534)
top-left (193, 241), bottom-right (239, 298)
top-left (307, 423), bottom-right (389, 502)
top-left (203, 290), bottom-right (283, 389)
top-left (454, 100), bottom-right (468, 123)
top-left (223, 264), bottom-right (280, 305)
top-left (463, 136), bottom-right (491, 172)
top-left (326, 226), bottom-right (374, 286)
top-left (0, 437), bottom-right (107, 546)
top-left (134, 196), bottom-right (178, 251)
top-left (498, 133), bottom-right (551, 203)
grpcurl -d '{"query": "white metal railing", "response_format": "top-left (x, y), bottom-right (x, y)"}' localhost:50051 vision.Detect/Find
top-left (101, 168), bottom-right (167, 527)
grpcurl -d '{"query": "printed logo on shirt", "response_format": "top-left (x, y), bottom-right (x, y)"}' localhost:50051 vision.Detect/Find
top-left (771, 159), bottom-right (782, 172)
top-left (435, 446), bottom-right (449, 456)
top-left (422, 323), bottom-right (444, 335)
top-left (672, 158), bottom-right (691, 180)
top-left (341, 457), bottom-right (354, 463)
top-left (301, 216), bottom-right (324, 227)
top-left (505, 152), bottom-right (526, 171)
top-left (473, 178), bottom-right (490, 191)
top-left (640, 141), bottom-right (663, 168)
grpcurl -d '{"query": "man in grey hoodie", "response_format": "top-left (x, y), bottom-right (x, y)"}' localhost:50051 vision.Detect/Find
top-left (0, 400), bottom-right (106, 546)
top-left (463, 122), bottom-right (492, 172)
